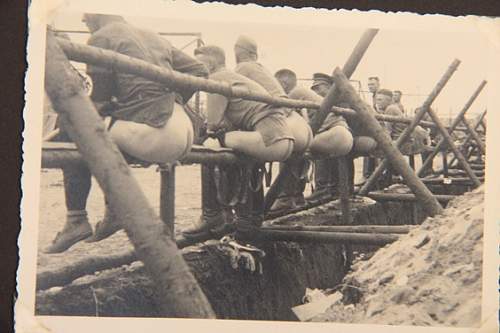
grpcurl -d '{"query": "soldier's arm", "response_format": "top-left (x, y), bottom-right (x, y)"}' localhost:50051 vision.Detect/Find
top-left (171, 46), bottom-right (209, 103)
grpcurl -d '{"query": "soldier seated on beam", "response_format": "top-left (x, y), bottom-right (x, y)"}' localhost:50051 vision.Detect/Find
top-left (232, 35), bottom-right (313, 212)
top-left (184, 45), bottom-right (295, 240)
top-left (274, 69), bottom-right (354, 202)
top-left (44, 13), bottom-right (209, 254)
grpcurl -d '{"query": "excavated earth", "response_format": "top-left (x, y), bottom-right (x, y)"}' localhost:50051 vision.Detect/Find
top-left (311, 186), bottom-right (484, 327)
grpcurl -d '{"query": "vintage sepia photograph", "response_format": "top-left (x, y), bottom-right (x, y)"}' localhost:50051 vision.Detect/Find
top-left (17, 1), bottom-right (499, 332)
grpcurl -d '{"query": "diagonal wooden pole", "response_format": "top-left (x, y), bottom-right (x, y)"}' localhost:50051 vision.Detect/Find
top-left (358, 59), bottom-right (461, 196)
top-left (417, 81), bottom-right (487, 178)
top-left (449, 110), bottom-right (487, 167)
top-left (460, 117), bottom-right (486, 155)
top-left (331, 68), bottom-right (443, 217)
top-left (44, 31), bottom-right (215, 318)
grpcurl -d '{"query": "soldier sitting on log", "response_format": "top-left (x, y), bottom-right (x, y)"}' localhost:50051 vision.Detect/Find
top-left (183, 45), bottom-right (295, 240)
top-left (275, 69), bottom-right (356, 201)
top-left (233, 35), bottom-right (313, 212)
top-left (44, 13), bottom-right (209, 253)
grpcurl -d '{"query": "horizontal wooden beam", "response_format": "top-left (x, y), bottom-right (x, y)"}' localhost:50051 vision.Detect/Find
top-left (367, 192), bottom-right (456, 203)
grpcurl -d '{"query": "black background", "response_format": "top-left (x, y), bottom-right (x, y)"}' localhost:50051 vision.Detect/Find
top-left (1, 1), bottom-right (498, 332)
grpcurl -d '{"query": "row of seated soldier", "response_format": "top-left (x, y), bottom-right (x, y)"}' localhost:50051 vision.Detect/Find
top-left (44, 13), bottom-right (430, 254)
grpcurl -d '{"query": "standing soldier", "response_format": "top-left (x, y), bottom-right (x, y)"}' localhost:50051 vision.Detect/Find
top-left (393, 90), bottom-right (406, 115)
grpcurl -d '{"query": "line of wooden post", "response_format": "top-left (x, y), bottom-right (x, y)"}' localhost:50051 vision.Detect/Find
top-left (44, 31), bottom-right (215, 318)
top-left (358, 59), bottom-right (461, 196)
top-left (417, 81), bottom-right (487, 180)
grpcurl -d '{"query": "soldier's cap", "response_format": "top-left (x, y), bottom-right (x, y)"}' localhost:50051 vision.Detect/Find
top-left (235, 35), bottom-right (258, 55)
top-left (194, 45), bottom-right (226, 62)
top-left (376, 88), bottom-right (393, 98)
top-left (311, 72), bottom-right (333, 88)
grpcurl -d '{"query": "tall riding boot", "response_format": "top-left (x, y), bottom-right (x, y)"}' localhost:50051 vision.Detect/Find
top-left (306, 158), bottom-right (331, 202)
top-left (183, 165), bottom-right (234, 238)
top-left (328, 158), bottom-right (339, 198)
top-left (270, 162), bottom-right (297, 213)
top-left (235, 165), bottom-right (264, 240)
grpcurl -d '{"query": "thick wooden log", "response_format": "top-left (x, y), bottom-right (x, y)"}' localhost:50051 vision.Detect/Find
top-left (331, 68), bottom-right (443, 216)
top-left (44, 31), bottom-right (215, 318)
top-left (255, 229), bottom-right (399, 245)
top-left (417, 81), bottom-right (487, 178)
top-left (367, 192), bottom-right (456, 203)
top-left (358, 59), bottom-right (461, 195)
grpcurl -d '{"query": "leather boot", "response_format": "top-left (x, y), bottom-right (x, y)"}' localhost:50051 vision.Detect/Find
top-left (85, 204), bottom-right (122, 243)
top-left (44, 210), bottom-right (92, 253)
top-left (183, 165), bottom-right (234, 239)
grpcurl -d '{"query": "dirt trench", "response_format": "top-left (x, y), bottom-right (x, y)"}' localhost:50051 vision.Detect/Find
top-left (36, 195), bottom-right (432, 320)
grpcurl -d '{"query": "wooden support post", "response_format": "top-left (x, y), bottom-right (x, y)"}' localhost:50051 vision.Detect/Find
top-left (331, 68), bottom-right (444, 217)
top-left (409, 155), bottom-right (415, 170)
top-left (417, 81), bottom-right (487, 178)
top-left (338, 156), bottom-right (352, 224)
top-left (442, 151), bottom-right (449, 178)
top-left (358, 59), bottom-right (461, 196)
top-left (44, 32), bottom-right (215, 318)
top-left (264, 28), bottom-right (378, 211)
top-left (160, 164), bottom-right (176, 237)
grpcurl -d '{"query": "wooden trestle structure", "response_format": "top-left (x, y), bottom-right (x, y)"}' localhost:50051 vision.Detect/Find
top-left (40, 29), bottom-right (487, 316)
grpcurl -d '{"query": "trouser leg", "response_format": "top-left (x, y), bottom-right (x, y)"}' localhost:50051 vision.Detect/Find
top-left (44, 162), bottom-right (93, 253)
top-left (62, 162), bottom-right (92, 211)
top-left (315, 158), bottom-right (331, 191)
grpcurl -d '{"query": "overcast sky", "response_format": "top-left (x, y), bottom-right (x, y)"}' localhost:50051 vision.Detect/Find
top-left (48, 0), bottom-right (496, 118)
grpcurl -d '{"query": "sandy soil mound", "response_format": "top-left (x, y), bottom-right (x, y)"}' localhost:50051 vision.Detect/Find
top-left (312, 186), bottom-right (484, 327)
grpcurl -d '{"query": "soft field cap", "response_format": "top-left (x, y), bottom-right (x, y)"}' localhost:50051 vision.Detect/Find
top-left (235, 35), bottom-right (258, 54)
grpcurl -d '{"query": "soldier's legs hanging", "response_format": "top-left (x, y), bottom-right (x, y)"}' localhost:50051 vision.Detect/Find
top-left (309, 126), bottom-right (353, 157)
